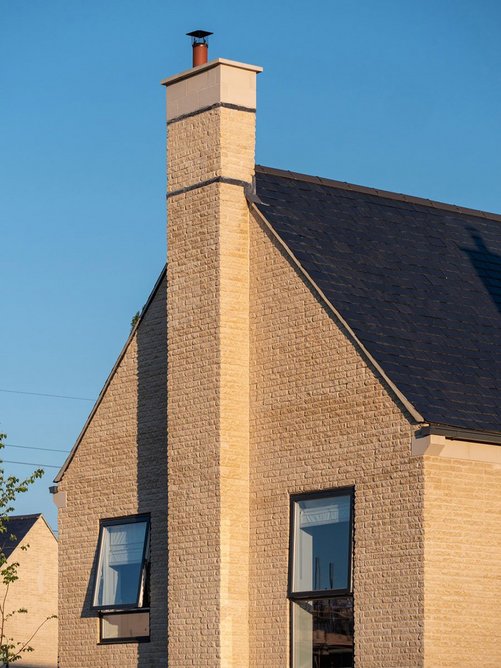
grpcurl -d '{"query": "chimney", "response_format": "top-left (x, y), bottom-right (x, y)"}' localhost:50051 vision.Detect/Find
top-left (162, 40), bottom-right (262, 668)
top-left (186, 29), bottom-right (212, 67)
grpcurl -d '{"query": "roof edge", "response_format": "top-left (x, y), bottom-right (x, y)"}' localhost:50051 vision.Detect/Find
top-left (250, 202), bottom-right (426, 425)
top-left (37, 513), bottom-right (58, 542)
top-left (4, 513), bottom-right (56, 558)
top-left (417, 423), bottom-right (501, 446)
top-left (54, 265), bottom-right (167, 483)
top-left (161, 57), bottom-right (262, 86)
top-left (255, 165), bottom-right (501, 223)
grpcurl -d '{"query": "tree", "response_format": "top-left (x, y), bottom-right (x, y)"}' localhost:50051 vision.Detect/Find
top-left (0, 432), bottom-right (56, 666)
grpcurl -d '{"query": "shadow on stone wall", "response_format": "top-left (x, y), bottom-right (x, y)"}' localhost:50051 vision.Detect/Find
top-left (137, 273), bottom-right (168, 666)
top-left (77, 272), bottom-right (168, 666)
top-left (8, 664), bottom-right (55, 668)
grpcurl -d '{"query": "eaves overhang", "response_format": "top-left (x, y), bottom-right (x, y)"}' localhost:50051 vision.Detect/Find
top-left (412, 422), bottom-right (501, 464)
top-left (416, 423), bottom-right (501, 447)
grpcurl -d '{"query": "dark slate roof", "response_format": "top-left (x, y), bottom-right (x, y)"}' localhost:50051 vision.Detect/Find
top-left (255, 165), bottom-right (501, 433)
top-left (2, 514), bottom-right (40, 558)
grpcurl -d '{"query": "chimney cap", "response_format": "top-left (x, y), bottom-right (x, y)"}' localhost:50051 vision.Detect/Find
top-left (187, 30), bottom-right (213, 42)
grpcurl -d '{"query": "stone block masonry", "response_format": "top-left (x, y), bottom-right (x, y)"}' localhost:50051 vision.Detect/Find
top-left (424, 456), bottom-right (501, 667)
top-left (57, 275), bottom-right (168, 667)
top-left (3, 517), bottom-right (58, 667)
top-left (249, 210), bottom-right (425, 668)
top-left (166, 62), bottom-right (258, 666)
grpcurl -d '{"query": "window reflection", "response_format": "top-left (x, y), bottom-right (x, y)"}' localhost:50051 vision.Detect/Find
top-left (293, 598), bottom-right (354, 668)
top-left (93, 518), bottom-right (149, 608)
top-left (290, 490), bottom-right (354, 668)
top-left (293, 495), bottom-right (351, 593)
top-left (101, 611), bottom-right (150, 641)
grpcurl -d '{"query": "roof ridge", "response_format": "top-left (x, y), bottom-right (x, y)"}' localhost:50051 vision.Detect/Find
top-left (255, 164), bottom-right (501, 224)
top-left (6, 513), bottom-right (41, 520)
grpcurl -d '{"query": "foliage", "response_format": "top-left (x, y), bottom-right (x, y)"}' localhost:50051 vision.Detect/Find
top-left (130, 311), bottom-right (141, 331)
top-left (0, 433), bottom-right (56, 666)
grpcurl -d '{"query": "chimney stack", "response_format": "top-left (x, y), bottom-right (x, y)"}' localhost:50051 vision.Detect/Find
top-left (162, 43), bottom-right (262, 668)
top-left (186, 29), bottom-right (212, 67)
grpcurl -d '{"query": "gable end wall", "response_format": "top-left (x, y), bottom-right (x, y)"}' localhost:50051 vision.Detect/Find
top-left (57, 275), bottom-right (168, 668)
top-left (249, 211), bottom-right (425, 667)
top-left (2, 518), bottom-right (58, 667)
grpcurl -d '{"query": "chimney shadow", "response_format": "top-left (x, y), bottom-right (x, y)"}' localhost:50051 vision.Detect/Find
top-left (462, 226), bottom-right (501, 317)
top-left (80, 542), bottom-right (100, 619)
top-left (78, 271), bottom-right (168, 668)
top-left (136, 270), bottom-right (168, 666)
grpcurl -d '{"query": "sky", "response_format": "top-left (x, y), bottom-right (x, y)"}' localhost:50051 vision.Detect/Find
top-left (1, 0), bottom-right (501, 532)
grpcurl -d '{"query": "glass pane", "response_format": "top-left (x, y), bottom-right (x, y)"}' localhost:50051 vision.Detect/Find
top-left (101, 612), bottom-right (149, 640)
top-left (292, 598), bottom-right (354, 668)
top-left (293, 495), bottom-right (351, 593)
top-left (93, 520), bottom-right (148, 607)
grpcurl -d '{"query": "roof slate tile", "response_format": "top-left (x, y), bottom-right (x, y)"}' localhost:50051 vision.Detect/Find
top-left (256, 166), bottom-right (501, 433)
top-left (2, 514), bottom-right (40, 558)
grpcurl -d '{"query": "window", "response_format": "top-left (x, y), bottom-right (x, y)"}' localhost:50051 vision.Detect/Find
top-left (99, 611), bottom-right (149, 643)
top-left (289, 489), bottom-right (354, 668)
top-left (92, 514), bottom-right (150, 643)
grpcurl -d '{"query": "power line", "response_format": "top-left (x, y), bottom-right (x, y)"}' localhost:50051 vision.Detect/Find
top-left (1, 460), bottom-right (61, 469)
top-left (0, 388), bottom-right (93, 402)
top-left (4, 443), bottom-right (70, 454)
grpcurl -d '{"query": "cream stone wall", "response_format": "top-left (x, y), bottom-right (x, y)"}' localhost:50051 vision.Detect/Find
top-left (162, 58), bottom-right (261, 122)
top-left (424, 456), bottom-right (501, 667)
top-left (249, 212), bottom-right (425, 668)
top-left (166, 101), bottom-right (254, 667)
top-left (167, 105), bottom-right (256, 193)
top-left (3, 517), bottom-right (57, 667)
top-left (57, 275), bottom-right (167, 668)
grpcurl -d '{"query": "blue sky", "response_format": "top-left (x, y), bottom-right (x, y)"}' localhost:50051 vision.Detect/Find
top-left (1, 0), bottom-right (501, 531)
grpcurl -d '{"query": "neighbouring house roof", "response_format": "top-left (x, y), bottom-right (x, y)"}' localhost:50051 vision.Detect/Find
top-left (2, 514), bottom-right (41, 558)
top-left (255, 165), bottom-right (501, 434)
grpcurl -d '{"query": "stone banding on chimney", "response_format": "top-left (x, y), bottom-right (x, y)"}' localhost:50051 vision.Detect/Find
top-left (161, 58), bottom-right (261, 119)
top-left (166, 101), bottom-right (257, 127)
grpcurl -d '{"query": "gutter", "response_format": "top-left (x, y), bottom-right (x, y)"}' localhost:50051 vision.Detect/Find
top-left (412, 423), bottom-right (501, 464)
top-left (416, 423), bottom-right (501, 447)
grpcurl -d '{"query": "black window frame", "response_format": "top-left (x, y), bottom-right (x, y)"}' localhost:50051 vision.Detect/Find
top-left (98, 609), bottom-right (151, 645)
top-left (91, 513), bottom-right (151, 613)
top-left (288, 487), bottom-right (355, 667)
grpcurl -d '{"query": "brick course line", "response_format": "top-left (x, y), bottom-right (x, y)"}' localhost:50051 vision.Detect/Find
top-left (167, 101), bottom-right (256, 126)
top-left (167, 176), bottom-right (252, 199)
